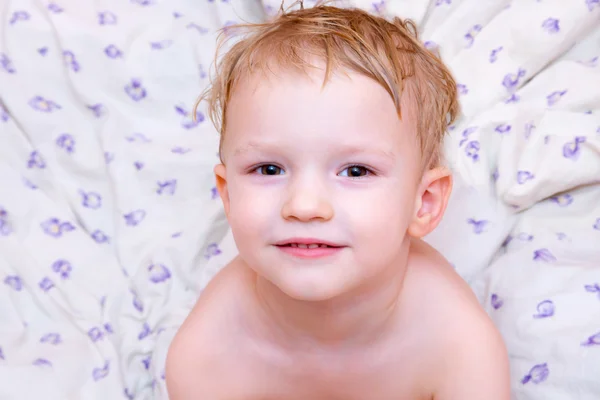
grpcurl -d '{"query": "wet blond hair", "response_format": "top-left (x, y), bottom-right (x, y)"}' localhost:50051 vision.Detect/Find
top-left (197, 1), bottom-right (459, 169)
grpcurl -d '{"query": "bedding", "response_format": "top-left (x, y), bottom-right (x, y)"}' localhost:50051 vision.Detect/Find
top-left (0, 0), bottom-right (598, 399)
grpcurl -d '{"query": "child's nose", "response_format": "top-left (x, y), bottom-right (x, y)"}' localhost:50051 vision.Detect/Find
top-left (281, 180), bottom-right (334, 222)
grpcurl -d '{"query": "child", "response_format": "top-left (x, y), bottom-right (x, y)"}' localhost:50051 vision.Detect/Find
top-left (166, 3), bottom-right (510, 399)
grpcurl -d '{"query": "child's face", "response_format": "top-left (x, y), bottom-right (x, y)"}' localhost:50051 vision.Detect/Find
top-left (216, 68), bottom-right (424, 301)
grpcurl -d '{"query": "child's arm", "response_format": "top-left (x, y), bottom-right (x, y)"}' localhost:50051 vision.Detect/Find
top-left (434, 316), bottom-right (511, 400)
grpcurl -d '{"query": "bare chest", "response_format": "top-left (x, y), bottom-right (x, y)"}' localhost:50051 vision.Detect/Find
top-left (220, 341), bottom-right (432, 400)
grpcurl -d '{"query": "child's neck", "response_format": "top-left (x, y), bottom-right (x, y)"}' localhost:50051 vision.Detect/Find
top-left (251, 244), bottom-right (411, 350)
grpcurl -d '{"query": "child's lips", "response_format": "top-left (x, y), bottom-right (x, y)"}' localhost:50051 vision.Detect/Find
top-left (274, 241), bottom-right (345, 259)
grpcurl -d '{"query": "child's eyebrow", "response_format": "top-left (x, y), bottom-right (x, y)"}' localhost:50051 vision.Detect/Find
top-left (233, 141), bottom-right (396, 162)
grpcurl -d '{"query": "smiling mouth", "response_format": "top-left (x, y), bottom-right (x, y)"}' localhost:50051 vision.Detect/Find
top-left (277, 243), bottom-right (338, 249)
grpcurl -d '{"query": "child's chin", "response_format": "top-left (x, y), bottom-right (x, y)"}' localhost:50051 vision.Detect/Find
top-left (276, 276), bottom-right (350, 303)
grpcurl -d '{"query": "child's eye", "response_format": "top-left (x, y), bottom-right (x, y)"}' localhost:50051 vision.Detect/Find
top-left (339, 165), bottom-right (371, 178)
top-left (255, 164), bottom-right (284, 175)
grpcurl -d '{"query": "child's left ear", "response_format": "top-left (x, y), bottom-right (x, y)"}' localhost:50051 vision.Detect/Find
top-left (408, 167), bottom-right (453, 238)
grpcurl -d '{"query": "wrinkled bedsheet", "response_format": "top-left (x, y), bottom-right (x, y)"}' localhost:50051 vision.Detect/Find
top-left (0, 0), bottom-right (599, 399)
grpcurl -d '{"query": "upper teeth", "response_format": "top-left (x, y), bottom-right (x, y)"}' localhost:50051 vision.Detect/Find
top-left (290, 243), bottom-right (328, 248)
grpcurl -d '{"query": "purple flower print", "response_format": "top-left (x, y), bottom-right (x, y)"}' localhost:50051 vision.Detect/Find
top-left (1, 53), bottom-right (16, 74)
top-left (40, 333), bottom-right (62, 345)
top-left (172, 147), bottom-right (191, 154)
top-left (41, 218), bottom-right (76, 237)
top-left (175, 105), bottom-right (204, 129)
top-left (457, 84), bottom-right (468, 95)
top-left (91, 230), bottom-right (110, 244)
top-left (80, 190), bottom-right (102, 209)
top-left (522, 363), bottom-right (549, 384)
top-left (491, 293), bottom-right (503, 309)
top-left (150, 40), bottom-right (172, 50)
top-left (104, 323), bottom-right (114, 334)
top-left (56, 133), bottom-right (75, 153)
top-left (547, 90), bottom-right (567, 106)
top-left (104, 45), bottom-right (122, 59)
top-left (423, 41), bottom-right (438, 50)
top-left (458, 126), bottom-right (478, 147)
top-left (533, 248), bottom-right (556, 262)
top-left (157, 180), bottom-right (177, 195)
top-left (104, 152), bottom-right (114, 164)
top-left (29, 96), bottom-right (61, 112)
top-left (125, 132), bottom-right (151, 143)
top-left (173, 11), bottom-right (183, 18)
top-left (517, 232), bottom-right (534, 241)
top-left (38, 47), bottom-right (48, 56)
top-left (187, 23), bottom-right (209, 34)
top-left (489, 46), bottom-right (503, 63)
top-left (205, 243), bottom-right (222, 260)
top-left (435, 0), bottom-right (452, 5)
top-left (467, 218), bottom-right (488, 234)
top-left (372, 1), bottom-right (385, 14)
top-left (517, 171), bottom-right (534, 184)
top-left (550, 193), bottom-right (574, 207)
top-left (587, 0), bottom-right (600, 11)
top-left (489, 170), bottom-right (498, 183)
top-left (171, 232), bottom-right (182, 238)
top-left (125, 79), bottom-right (147, 101)
top-left (0, 347), bottom-right (4, 360)
top-left (0, 208), bottom-right (11, 236)
top-left (27, 151), bottom-right (46, 169)
top-left (23, 178), bottom-right (37, 190)
top-left (585, 283), bottom-right (600, 301)
top-left (211, 187), bottom-right (219, 199)
top-left (505, 94), bottom-right (520, 104)
top-left (581, 332), bottom-right (600, 346)
top-left (33, 358), bottom-right (52, 368)
top-left (579, 56), bottom-right (599, 67)
top-left (524, 121), bottom-right (535, 139)
top-left (134, 161), bottom-right (144, 170)
top-left (594, 218), bottom-right (600, 230)
top-left (563, 136), bottom-right (586, 160)
top-left (542, 18), bottom-right (560, 34)
top-left (556, 232), bottom-right (568, 240)
top-left (9, 11), bottom-right (30, 25)
top-left (39, 277), bottom-right (55, 292)
top-left (142, 355), bottom-right (151, 370)
top-left (52, 259), bottom-right (72, 280)
top-left (495, 124), bottom-right (511, 134)
top-left (87, 103), bottom-right (104, 117)
top-left (464, 141), bottom-right (480, 164)
top-left (48, 3), bottom-right (64, 13)
top-left (88, 327), bottom-right (104, 342)
top-left (464, 24), bottom-right (482, 48)
top-left (148, 263), bottom-right (171, 283)
top-left (92, 362), bottom-right (110, 381)
top-left (132, 0), bottom-right (154, 5)
top-left (124, 210), bottom-right (146, 226)
top-left (63, 51), bottom-right (80, 72)
top-left (533, 300), bottom-right (555, 319)
top-left (502, 68), bottom-right (526, 91)
top-left (125, 388), bottom-right (135, 400)
top-left (0, 101), bottom-right (9, 122)
top-left (132, 291), bottom-right (144, 312)
top-left (98, 11), bottom-right (117, 25)
top-left (4, 275), bottom-right (22, 291)
top-left (199, 64), bottom-right (207, 79)
top-left (138, 323), bottom-right (151, 340)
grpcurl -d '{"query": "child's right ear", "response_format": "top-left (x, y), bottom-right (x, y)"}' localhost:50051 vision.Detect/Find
top-left (214, 164), bottom-right (230, 217)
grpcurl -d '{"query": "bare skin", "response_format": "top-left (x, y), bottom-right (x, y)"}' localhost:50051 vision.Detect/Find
top-left (166, 68), bottom-right (510, 399)
top-left (166, 239), bottom-right (510, 400)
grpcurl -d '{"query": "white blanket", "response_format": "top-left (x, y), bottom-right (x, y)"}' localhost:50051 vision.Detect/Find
top-left (0, 0), bottom-right (599, 399)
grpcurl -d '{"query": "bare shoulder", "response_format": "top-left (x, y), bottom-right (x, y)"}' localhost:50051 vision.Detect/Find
top-left (165, 258), bottom-right (251, 399)
top-left (404, 239), bottom-right (511, 400)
